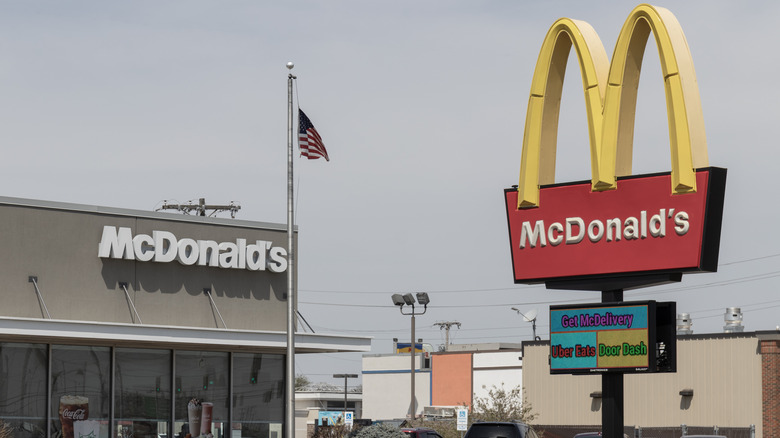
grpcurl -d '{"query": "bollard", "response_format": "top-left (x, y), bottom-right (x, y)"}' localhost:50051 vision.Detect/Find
top-left (750, 424), bottom-right (755, 438)
top-left (681, 424), bottom-right (687, 436)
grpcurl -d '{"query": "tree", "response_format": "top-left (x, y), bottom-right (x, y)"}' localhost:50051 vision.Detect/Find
top-left (403, 386), bottom-right (537, 438)
top-left (295, 374), bottom-right (312, 391)
top-left (470, 384), bottom-right (536, 423)
top-left (311, 381), bottom-right (340, 392)
top-left (354, 423), bottom-right (407, 438)
top-left (312, 422), bottom-right (353, 438)
top-left (404, 418), bottom-right (461, 438)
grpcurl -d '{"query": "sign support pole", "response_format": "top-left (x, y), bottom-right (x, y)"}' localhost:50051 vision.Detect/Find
top-left (601, 289), bottom-right (624, 438)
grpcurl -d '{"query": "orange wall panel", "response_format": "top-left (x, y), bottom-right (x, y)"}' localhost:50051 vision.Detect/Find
top-left (432, 353), bottom-right (472, 407)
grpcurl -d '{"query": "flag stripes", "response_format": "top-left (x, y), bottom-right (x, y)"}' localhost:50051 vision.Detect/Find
top-left (298, 109), bottom-right (329, 161)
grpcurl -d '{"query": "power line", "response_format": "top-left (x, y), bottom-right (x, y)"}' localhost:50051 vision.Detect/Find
top-left (719, 253), bottom-right (780, 266)
top-left (302, 299), bottom-right (780, 343)
top-left (298, 253), bottom-right (780, 295)
top-left (311, 323), bottom-right (525, 334)
top-left (298, 269), bottom-right (780, 309)
top-left (299, 286), bottom-right (543, 295)
top-left (433, 321), bottom-right (461, 348)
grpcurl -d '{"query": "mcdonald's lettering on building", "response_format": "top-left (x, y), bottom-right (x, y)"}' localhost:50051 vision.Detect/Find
top-left (504, 4), bottom-right (726, 285)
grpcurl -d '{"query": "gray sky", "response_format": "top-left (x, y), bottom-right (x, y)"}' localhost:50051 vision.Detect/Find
top-left (2, 1), bottom-right (779, 388)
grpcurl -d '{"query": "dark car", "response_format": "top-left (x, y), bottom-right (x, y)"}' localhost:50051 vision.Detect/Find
top-left (463, 422), bottom-right (539, 438)
top-left (573, 433), bottom-right (630, 438)
top-left (402, 428), bottom-right (443, 438)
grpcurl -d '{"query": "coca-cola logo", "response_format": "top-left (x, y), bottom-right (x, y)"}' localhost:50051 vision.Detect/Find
top-left (62, 408), bottom-right (87, 421)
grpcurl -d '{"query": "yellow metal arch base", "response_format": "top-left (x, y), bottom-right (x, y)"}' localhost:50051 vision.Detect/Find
top-left (517, 4), bottom-right (708, 208)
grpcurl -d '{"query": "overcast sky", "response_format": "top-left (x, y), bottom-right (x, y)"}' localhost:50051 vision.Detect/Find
top-left (2, 1), bottom-right (779, 388)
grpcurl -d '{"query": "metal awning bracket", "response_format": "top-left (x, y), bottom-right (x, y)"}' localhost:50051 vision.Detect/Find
top-left (28, 276), bottom-right (51, 319)
top-left (204, 288), bottom-right (227, 329)
top-left (119, 282), bottom-right (143, 324)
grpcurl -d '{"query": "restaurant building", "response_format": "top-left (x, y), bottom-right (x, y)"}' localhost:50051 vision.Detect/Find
top-left (0, 196), bottom-right (370, 438)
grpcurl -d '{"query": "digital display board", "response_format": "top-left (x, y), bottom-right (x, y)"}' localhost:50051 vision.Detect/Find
top-left (549, 301), bottom-right (676, 374)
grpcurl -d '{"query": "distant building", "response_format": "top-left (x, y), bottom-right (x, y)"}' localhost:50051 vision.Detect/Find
top-left (362, 343), bottom-right (523, 420)
top-left (433, 345), bottom-right (523, 409)
top-left (295, 390), bottom-right (362, 438)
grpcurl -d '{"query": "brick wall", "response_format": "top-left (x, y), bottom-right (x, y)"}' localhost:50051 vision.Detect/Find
top-left (761, 339), bottom-right (780, 437)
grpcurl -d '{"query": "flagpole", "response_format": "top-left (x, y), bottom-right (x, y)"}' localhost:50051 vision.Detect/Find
top-left (285, 61), bottom-right (297, 438)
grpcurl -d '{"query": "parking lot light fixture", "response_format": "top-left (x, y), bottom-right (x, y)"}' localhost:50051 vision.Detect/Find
top-left (390, 292), bottom-right (430, 418)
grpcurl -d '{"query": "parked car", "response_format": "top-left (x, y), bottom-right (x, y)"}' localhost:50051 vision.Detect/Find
top-left (402, 427), bottom-right (443, 438)
top-left (573, 433), bottom-right (629, 438)
top-left (680, 436), bottom-right (727, 438)
top-left (463, 422), bottom-right (539, 438)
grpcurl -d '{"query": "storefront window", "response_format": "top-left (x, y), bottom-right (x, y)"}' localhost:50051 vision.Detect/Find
top-left (115, 348), bottom-right (171, 438)
top-left (174, 351), bottom-right (229, 438)
top-left (51, 345), bottom-right (112, 438)
top-left (0, 343), bottom-right (47, 437)
top-left (231, 353), bottom-right (284, 438)
top-left (0, 344), bottom-right (288, 438)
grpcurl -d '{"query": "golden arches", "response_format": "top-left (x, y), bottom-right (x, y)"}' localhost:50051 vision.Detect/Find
top-left (519, 18), bottom-right (609, 208)
top-left (517, 4), bottom-right (708, 208)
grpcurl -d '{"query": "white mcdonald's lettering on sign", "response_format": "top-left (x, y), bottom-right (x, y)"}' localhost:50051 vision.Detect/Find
top-left (518, 208), bottom-right (690, 249)
top-left (97, 226), bottom-right (288, 273)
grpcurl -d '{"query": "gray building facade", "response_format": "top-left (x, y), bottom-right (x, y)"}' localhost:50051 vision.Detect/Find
top-left (0, 196), bottom-right (369, 438)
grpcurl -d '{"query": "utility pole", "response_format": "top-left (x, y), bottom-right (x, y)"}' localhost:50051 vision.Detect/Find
top-left (434, 321), bottom-right (461, 351)
top-left (333, 374), bottom-right (358, 421)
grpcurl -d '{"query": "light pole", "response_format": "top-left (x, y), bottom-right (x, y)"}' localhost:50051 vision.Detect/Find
top-left (333, 373), bottom-right (358, 422)
top-left (391, 292), bottom-right (430, 418)
top-left (511, 307), bottom-right (540, 341)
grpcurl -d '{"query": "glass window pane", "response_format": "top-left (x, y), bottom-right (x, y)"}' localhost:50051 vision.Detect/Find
top-left (174, 351), bottom-right (229, 438)
top-left (231, 353), bottom-right (284, 438)
top-left (115, 348), bottom-right (171, 438)
top-left (51, 345), bottom-right (112, 438)
top-left (0, 343), bottom-right (47, 437)
top-left (325, 401), bottom-right (355, 412)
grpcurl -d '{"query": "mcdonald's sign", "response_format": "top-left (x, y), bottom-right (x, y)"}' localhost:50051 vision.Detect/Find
top-left (505, 4), bottom-right (726, 287)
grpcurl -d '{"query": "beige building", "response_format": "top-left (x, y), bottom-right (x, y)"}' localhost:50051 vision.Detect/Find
top-left (523, 331), bottom-right (780, 437)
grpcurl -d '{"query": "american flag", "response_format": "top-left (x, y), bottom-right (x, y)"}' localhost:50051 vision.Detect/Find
top-left (298, 109), bottom-right (329, 161)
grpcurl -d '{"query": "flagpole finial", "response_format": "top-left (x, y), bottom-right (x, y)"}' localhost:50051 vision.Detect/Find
top-left (286, 62), bottom-right (294, 70)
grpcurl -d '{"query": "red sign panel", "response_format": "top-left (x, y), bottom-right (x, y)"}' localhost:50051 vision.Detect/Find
top-left (505, 168), bottom-right (726, 284)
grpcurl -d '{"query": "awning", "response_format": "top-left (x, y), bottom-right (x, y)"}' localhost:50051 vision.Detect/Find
top-left (0, 316), bottom-right (371, 353)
